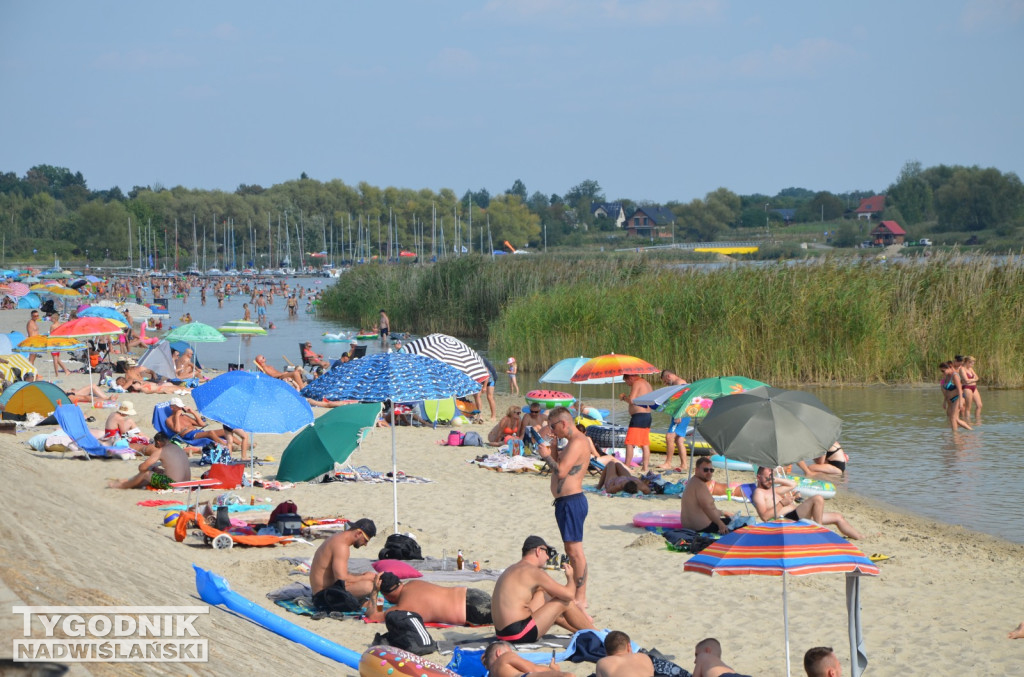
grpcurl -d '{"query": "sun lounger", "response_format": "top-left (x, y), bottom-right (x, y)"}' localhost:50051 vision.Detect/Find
top-left (152, 402), bottom-right (216, 449)
top-left (53, 404), bottom-right (126, 459)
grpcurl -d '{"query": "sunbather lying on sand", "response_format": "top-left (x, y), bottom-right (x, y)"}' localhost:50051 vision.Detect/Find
top-left (597, 458), bottom-right (651, 495)
top-left (116, 376), bottom-right (187, 395)
top-left (107, 433), bottom-right (190, 490)
top-left (483, 641), bottom-right (572, 677)
top-left (361, 572), bottom-right (493, 626)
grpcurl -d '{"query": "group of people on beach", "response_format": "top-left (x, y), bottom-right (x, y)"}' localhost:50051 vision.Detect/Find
top-left (940, 354), bottom-right (982, 431)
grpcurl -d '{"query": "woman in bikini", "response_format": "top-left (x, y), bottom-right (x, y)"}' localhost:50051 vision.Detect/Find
top-left (940, 361), bottom-right (972, 432)
top-left (487, 407), bottom-right (522, 446)
top-left (797, 440), bottom-right (848, 477)
top-left (960, 355), bottom-right (982, 423)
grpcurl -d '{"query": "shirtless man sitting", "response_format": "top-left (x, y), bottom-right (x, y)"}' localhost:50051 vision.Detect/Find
top-left (491, 535), bottom-right (595, 644)
top-left (693, 637), bottom-right (751, 677)
top-left (107, 433), bottom-right (189, 490)
top-left (516, 402), bottom-right (549, 449)
top-left (596, 631), bottom-right (654, 677)
top-left (597, 458), bottom-right (651, 495)
top-left (483, 641), bottom-right (572, 677)
top-left (254, 354), bottom-right (305, 390)
top-left (309, 519), bottom-right (378, 610)
top-left (680, 457), bottom-right (733, 535)
top-left (752, 466), bottom-right (863, 539)
top-left (102, 401), bottom-right (146, 443)
top-left (361, 572), bottom-right (492, 626)
top-left (166, 397), bottom-right (231, 448)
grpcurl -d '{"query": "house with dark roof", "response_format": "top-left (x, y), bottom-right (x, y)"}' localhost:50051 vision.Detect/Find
top-left (855, 195), bottom-right (886, 220)
top-left (591, 202), bottom-right (626, 228)
top-left (870, 220), bottom-right (906, 245)
top-left (626, 206), bottom-right (675, 237)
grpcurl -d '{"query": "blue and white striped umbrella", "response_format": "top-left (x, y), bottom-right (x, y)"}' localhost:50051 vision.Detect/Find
top-left (301, 352), bottom-right (481, 533)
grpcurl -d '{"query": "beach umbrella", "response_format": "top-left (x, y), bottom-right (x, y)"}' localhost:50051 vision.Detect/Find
top-left (277, 403), bottom-right (381, 482)
top-left (633, 383), bottom-right (691, 409)
top-left (165, 322), bottom-right (226, 343)
top-left (85, 275), bottom-right (102, 283)
top-left (118, 302), bottom-right (153, 320)
top-left (68, 279), bottom-right (89, 290)
top-left (570, 353), bottom-right (658, 426)
top-left (695, 388), bottom-right (842, 470)
top-left (661, 376), bottom-right (770, 420)
top-left (218, 320), bottom-right (268, 365)
top-left (3, 282), bottom-right (30, 298)
top-left (540, 355), bottom-right (624, 409)
top-left (15, 336), bottom-right (86, 380)
top-left (50, 317), bottom-right (123, 406)
top-left (402, 333), bottom-right (490, 383)
top-left (137, 341), bottom-right (178, 380)
top-left (21, 276), bottom-right (40, 284)
top-left (78, 306), bottom-right (128, 323)
top-left (42, 286), bottom-right (80, 299)
top-left (0, 335), bottom-right (12, 354)
top-left (301, 352), bottom-right (482, 533)
top-left (0, 353), bottom-right (38, 382)
top-left (685, 519), bottom-right (879, 677)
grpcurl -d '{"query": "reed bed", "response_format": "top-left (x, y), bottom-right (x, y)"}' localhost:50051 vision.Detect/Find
top-left (322, 252), bottom-right (1024, 385)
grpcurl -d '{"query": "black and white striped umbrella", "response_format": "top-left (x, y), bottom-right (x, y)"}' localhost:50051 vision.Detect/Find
top-left (401, 333), bottom-right (490, 383)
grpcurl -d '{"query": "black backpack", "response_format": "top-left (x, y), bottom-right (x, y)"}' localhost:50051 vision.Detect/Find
top-left (377, 533), bottom-right (422, 561)
top-left (374, 610), bottom-right (436, 655)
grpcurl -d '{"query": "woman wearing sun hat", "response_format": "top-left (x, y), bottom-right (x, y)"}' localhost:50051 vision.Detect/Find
top-left (102, 401), bottom-right (147, 444)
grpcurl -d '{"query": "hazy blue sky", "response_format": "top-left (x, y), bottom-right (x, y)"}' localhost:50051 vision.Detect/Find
top-left (2, 1), bottom-right (1021, 203)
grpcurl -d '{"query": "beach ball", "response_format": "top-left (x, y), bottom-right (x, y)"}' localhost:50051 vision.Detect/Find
top-left (163, 511), bottom-right (181, 528)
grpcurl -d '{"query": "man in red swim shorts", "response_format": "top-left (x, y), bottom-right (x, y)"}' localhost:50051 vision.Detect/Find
top-left (620, 374), bottom-right (653, 473)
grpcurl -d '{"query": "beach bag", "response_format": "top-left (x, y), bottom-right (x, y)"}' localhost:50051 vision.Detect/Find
top-left (199, 445), bottom-right (231, 466)
top-left (315, 581), bottom-right (361, 614)
top-left (446, 431), bottom-right (465, 446)
top-left (461, 431), bottom-right (483, 447)
top-left (269, 500), bottom-right (302, 536)
top-left (375, 610), bottom-right (436, 656)
top-left (377, 533), bottom-right (422, 561)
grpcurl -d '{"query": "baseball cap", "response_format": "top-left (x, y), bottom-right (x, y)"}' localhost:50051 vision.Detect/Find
top-left (378, 572), bottom-right (401, 595)
top-left (350, 518), bottom-right (377, 540)
top-left (522, 535), bottom-right (555, 557)
top-left (169, 397), bottom-right (185, 409)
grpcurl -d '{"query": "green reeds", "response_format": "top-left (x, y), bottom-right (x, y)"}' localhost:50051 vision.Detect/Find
top-left (321, 252), bottom-right (1024, 385)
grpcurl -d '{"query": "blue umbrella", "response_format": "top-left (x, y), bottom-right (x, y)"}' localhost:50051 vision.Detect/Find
top-left (193, 371), bottom-right (313, 434)
top-left (301, 352), bottom-right (481, 532)
top-left (78, 306), bottom-right (128, 323)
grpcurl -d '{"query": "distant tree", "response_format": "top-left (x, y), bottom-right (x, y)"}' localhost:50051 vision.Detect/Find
top-left (797, 191), bottom-right (845, 222)
top-left (564, 179), bottom-right (603, 208)
top-left (526, 191), bottom-right (549, 213)
top-left (887, 160), bottom-right (934, 225)
top-left (0, 171), bottom-right (21, 195)
top-left (549, 193), bottom-right (563, 206)
top-left (506, 179), bottom-right (527, 200)
top-left (832, 221), bottom-right (860, 247)
top-left (934, 166), bottom-right (1024, 232)
top-left (236, 184), bottom-right (265, 196)
top-left (775, 187), bottom-right (814, 200)
top-left (300, 172), bottom-right (309, 180)
top-left (461, 188), bottom-right (490, 209)
top-left (484, 195), bottom-right (541, 246)
top-left (704, 188), bottom-right (742, 229)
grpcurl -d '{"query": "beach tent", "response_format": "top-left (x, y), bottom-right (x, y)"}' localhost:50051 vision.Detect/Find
top-left (0, 380), bottom-right (71, 416)
top-left (16, 293), bottom-right (41, 309)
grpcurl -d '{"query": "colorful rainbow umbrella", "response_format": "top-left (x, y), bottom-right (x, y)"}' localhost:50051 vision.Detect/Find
top-left (50, 316), bottom-right (123, 338)
top-left (15, 336), bottom-right (86, 352)
top-left (685, 519), bottom-right (878, 677)
top-left (569, 353), bottom-right (658, 382)
top-left (43, 286), bottom-right (81, 298)
top-left (661, 376), bottom-right (770, 420)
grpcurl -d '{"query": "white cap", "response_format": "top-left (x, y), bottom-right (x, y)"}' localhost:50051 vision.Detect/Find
top-left (507, 357), bottom-right (515, 363)
top-left (169, 397), bottom-right (185, 408)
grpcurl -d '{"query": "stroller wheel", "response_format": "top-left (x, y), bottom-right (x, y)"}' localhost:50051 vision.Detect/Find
top-left (212, 534), bottom-right (234, 550)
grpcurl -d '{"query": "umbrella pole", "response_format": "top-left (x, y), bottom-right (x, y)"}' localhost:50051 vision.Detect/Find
top-left (783, 570), bottom-right (792, 677)
top-left (390, 400), bottom-right (398, 534)
top-left (87, 357), bottom-right (95, 408)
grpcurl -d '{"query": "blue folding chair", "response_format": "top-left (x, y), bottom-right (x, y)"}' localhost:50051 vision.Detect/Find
top-left (152, 402), bottom-right (215, 449)
top-left (54, 404), bottom-right (123, 459)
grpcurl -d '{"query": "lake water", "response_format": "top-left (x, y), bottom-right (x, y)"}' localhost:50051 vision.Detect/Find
top-left (159, 279), bottom-right (1024, 545)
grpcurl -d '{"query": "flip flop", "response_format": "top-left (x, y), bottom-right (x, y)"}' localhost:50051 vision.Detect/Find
top-left (869, 553), bottom-right (892, 562)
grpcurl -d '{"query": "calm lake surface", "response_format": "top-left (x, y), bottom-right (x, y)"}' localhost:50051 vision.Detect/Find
top-left (161, 279), bottom-right (1024, 545)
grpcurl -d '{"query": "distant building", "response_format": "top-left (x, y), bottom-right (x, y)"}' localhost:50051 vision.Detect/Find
top-left (591, 202), bottom-right (626, 228)
top-left (854, 195), bottom-right (886, 220)
top-left (626, 206), bottom-right (675, 238)
top-left (772, 208), bottom-right (796, 224)
top-left (871, 220), bottom-right (906, 245)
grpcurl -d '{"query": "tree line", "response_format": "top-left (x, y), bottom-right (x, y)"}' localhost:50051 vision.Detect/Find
top-left (0, 160), bottom-right (1020, 265)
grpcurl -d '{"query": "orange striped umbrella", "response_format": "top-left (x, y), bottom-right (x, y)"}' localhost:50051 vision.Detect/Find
top-left (569, 353), bottom-right (658, 382)
top-left (50, 316), bottom-right (123, 337)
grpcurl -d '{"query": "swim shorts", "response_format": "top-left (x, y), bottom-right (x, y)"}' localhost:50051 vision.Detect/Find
top-left (554, 492), bottom-right (588, 543)
top-left (782, 509), bottom-right (801, 522)
top-left (495, 617), bottom-right (538, 643)
top-left (696, 515), bottom-right (731, 534)
top-left (311, 581), bottom-right (360, 613)
top-left (625, 413), bottom-right (652, 447)
top-left (257, 306), bottom-right (266, 316)
top-left (464, 588), bottom-right (493, 625)
top-left (380, 327), bottom-right (389, 337)
top-left (667, 416), bottom-right (691, 437)
top-left (149, 472), bottom-right (171, 490)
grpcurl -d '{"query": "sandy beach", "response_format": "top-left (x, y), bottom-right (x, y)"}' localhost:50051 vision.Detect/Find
top-left (1, 310), bottom-right (1022, 676)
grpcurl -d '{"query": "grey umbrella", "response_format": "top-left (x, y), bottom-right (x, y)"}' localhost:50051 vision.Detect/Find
top-left (695, 387), bottom-right (842, 469)
top-left (847, 573), bottom-right (869, 677)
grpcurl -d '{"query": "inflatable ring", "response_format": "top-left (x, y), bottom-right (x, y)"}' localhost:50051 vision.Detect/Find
top-left (524, 389), bottom-right (575, 409)
top-left (355, 333), bottom-right (379, 340)
top-left (359, 646), bottom-right (459, 677)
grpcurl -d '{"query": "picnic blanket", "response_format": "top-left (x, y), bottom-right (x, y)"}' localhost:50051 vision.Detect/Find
top-left (472, 454), bottom-right (542, 472)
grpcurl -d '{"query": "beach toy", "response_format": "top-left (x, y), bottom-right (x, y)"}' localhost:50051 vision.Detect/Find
top-left (525, 389), bottom-right (575, 409)
top-left (633, 510), bottom-right (682, 529)
top-left (359, 646), bottom-right (459, 677)
top-left (322, 332), bottom-right (348, 342)
top-left (789, 477), bottom-right (836, 499)
top-left (650, 432), bottom-right (713, 454)
top-left (163, 511), bottom-right (181, 528)
top-left (584, 424), bottom-right (627, 450)
top-left (355, 333), bottom-right (379, 340)
top-left (194, 565), bottom-right (361, 668)
top-left (613, 447), bottom-right (644, 465)
top-left (710, 456), bottom-right (755, 472)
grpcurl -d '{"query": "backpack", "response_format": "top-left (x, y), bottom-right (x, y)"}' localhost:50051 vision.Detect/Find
top-left (461, 431), bottom-right (483, 447)
top-left (374, 610), bottom-right (436, 656)
top-left (377, 533), bottom-right (422, 561)
top-left (269, 501), bottom-right (303, 536)
top-left (446, 431), bottom-right (465, 446)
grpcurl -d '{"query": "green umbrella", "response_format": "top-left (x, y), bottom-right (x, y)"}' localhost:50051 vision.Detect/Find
top-left (164, 322), bottom-right (227, 343)
top-left (277, 403), bottom-right (380, 482)
top-left (662, 375), bottom-right (769, 420)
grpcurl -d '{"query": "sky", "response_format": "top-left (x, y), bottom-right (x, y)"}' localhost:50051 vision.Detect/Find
top-left (2, 0), bottom-right (1022, 204)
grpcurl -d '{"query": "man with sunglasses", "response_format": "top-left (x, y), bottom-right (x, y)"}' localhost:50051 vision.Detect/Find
top-left (309, 518), bottom-right (378, 611)
top-left (680, 457), bottom-right (733, 535)
top-left (539, 407), bottom-right (592, 608)
top-left (491, 535), bottom-right (595, 644)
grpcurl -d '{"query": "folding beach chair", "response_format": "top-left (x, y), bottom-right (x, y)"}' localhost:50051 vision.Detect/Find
top-left (53, 404), bottom-right (127, 460)
top-left (152, 402), bottom-right (216, 450)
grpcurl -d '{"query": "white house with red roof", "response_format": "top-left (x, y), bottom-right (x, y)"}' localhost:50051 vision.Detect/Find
top-left (854, 195), bottom-right (886, 220)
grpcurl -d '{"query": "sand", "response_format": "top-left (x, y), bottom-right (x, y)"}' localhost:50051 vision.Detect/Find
top-left (1, 310), bottom-right (1022, 676)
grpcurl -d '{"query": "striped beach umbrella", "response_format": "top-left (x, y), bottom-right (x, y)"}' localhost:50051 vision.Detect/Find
top-left (402, 333), bottom-right (490, 383)
top-left (2, 282), bottom-right (30, 298)
top-left (217, 320), bottom-right (268, 336)
top-left (685, 519), bottom-right (878, 676)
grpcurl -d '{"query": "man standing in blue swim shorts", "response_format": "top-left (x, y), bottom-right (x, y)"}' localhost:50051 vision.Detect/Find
top-left (538, 406), bottom-right (591, 609)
